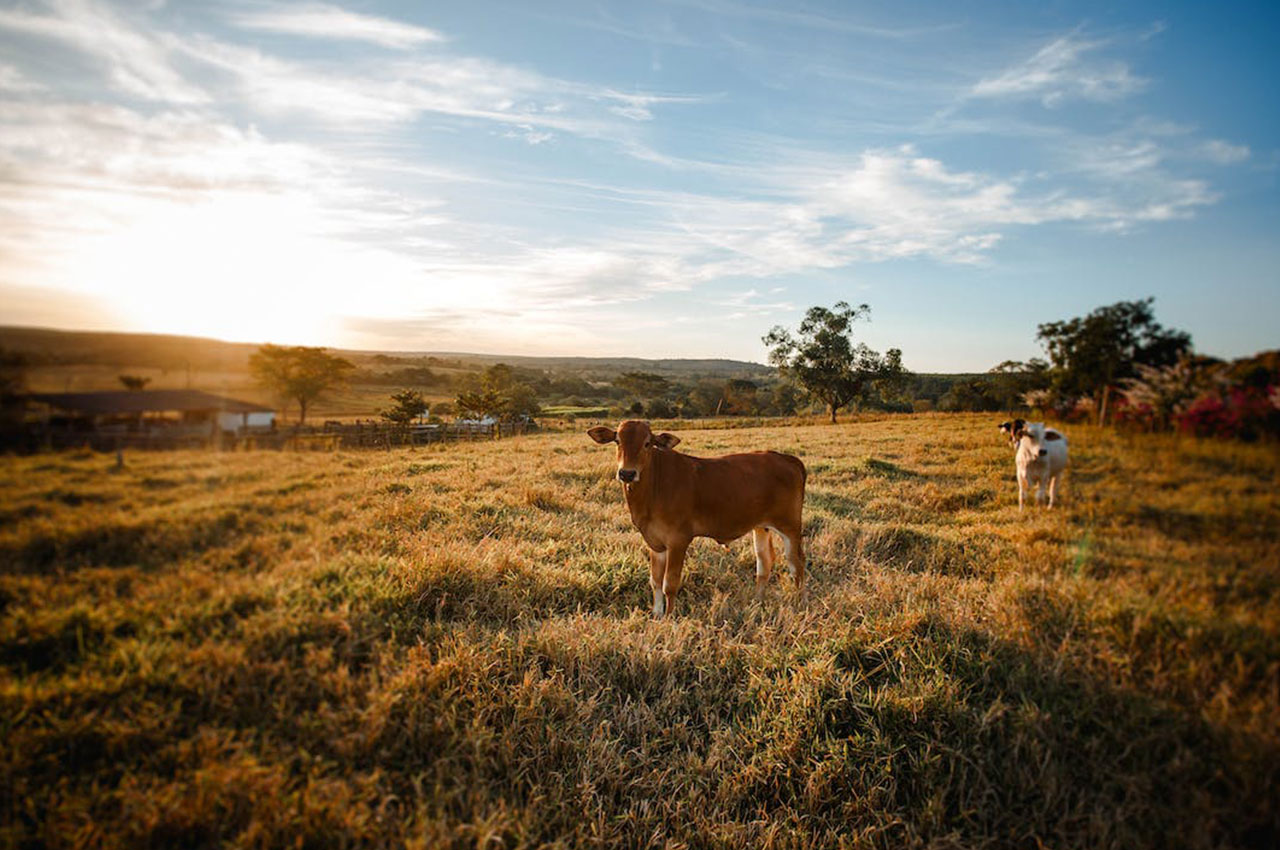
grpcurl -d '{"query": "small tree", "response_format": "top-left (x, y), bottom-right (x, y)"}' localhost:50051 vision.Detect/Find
top-left (249, 344), bottom-right (354, 425)
top-left (455, 364), bottom-right (541, 421)
top-left (764, 302), bottom-right (905, 423)
top-left (380, 389), bottom-right (429, 424)
top-left (118, 375), bottom-right (151, 391)
top-left (723, 379), bottom-right (759, 415)
top-left (1037, 298), bottom-right (1191, 425)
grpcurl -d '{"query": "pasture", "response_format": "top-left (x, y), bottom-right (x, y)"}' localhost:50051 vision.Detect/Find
top-left (1, 415), bottom-right (1277, 848)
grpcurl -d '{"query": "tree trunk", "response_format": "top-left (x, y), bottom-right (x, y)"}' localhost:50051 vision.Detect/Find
top-left (1097, 385), bottom-right (1111, 427)
top-left (829, 404), bottom-right (838, 424)
top-left (299, 397), bottom-right (308, 426)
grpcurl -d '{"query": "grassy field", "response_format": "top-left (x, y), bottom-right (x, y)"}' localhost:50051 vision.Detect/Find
top-left (1, 415), bottom-right (1277, 848)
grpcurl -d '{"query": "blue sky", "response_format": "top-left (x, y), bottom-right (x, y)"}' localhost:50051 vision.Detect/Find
top-left (0, 0), bottom-right (1275, 370)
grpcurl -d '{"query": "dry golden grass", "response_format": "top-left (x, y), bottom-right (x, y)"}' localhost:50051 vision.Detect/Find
top-left (1, 414), bottom-right (1277, 848)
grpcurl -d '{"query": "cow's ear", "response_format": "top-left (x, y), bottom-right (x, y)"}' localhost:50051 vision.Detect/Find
top-left (651, 432), bottom-right (681, 450)
top-left (587, 426), bottom-right (617, 444)
top-left (998, 421), bottom-right (1011, 432)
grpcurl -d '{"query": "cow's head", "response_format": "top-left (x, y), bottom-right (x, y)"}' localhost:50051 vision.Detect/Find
top-left (997, 418), bottom-right (1027, 447)
top-left (587, 419), bottom-right (681, 484)
top-left (1017, 421), bottom-right (1050, 459)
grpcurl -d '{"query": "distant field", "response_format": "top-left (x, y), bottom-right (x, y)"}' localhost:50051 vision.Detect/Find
top-left (1, 415), bottom-right (1277, 848)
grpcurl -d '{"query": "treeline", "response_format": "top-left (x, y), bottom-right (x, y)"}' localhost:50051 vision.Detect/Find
top-left (913, 298), bottom-right (1278, 441)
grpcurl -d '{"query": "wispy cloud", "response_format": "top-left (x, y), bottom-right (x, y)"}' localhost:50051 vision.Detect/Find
top-left (228, 3), bottom-right (445, 49)
top-left (1198, 139), bottom-right (1251, 165)
top-left (602, 90), bottom-right (711, 121)
top-left (0, 64), bottom-right (41, 92)
top-left (971, 34), bottom-right (1145, 106)
top-left (0, 0), bottom-right (207, 103)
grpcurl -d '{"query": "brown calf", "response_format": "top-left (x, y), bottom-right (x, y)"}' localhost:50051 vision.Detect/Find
top-left (588, 420), bottom-right (807, 617)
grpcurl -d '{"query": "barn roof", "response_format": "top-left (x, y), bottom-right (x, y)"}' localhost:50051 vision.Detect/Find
top-left (29, 390), bottom-right (273, 415)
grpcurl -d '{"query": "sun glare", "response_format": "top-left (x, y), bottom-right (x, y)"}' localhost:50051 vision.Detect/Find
top-left (55, 191), bottom-right (426, 346)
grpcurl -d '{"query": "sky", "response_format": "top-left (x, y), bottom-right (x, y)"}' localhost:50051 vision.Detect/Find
top-left (0, 0), bottom-right (1276, 370)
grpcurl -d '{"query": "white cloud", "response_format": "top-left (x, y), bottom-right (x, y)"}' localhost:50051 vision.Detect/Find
top-left (1199, 139), bottom-right (1251, 165)
top-left (228, 4), bottom-right (445, 49)
top-left (0, 0), bottom-right (206, 103)
top-left (602, 90), bottom-right (708, 121)
top-left (0, 64), bottom-right (41, 92)
top-left (971, 35), bottom-right (1145, 107)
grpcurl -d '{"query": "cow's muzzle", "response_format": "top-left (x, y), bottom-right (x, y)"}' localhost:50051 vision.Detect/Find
top-left (618, 468), bottom-right (638, 483)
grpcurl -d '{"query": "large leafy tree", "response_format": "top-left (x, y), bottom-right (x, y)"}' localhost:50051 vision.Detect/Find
top-left (1037, 298), bottom-right (1191, 424)
top-left (248, 345), bottom-right (354, 425)
top-left (764, 302), bottom-right (905, 423)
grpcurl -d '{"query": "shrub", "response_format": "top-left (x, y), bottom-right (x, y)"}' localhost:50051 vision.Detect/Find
top-left (1177, 383), bottom-right (1280, 441)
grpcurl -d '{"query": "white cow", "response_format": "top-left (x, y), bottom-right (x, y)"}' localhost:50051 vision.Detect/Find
top-left (1008, 421), bottom-right (1068, 510)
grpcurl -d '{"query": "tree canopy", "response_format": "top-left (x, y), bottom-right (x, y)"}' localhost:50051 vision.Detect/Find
top-left (614, 371), bottom-right (671, 400)
top-left (248, 345), bottom-right (354, 425)
top-left (763, 302), bottom-right (906, 423)
top-left (380, 389), bottom-right (429, 424)
top-left (455, 364), bottom-right (541, 422)
top-left (1037, 298), bottom-right (1191, 423)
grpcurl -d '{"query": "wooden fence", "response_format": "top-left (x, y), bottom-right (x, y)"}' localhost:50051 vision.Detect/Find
top-left (11, 421), bottom-right (532, 453)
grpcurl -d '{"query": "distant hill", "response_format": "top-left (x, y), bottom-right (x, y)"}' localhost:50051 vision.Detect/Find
top-left (0, 326), bottom-right (773, 381)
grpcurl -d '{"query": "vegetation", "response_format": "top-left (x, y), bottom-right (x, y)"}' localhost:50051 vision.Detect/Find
top-left (764, 302), bottom-right (907, 422)
top-left (117, 375), bottom-right (151, 391)
top-left (1118, 352), bottom-right (1280, 440)
top-left (1037, 298), bottom-right (1191, 425)
top-left (1, 416), bottom-right (1276, 847)
top-left (455, 364), bottom-right (542, 422)
top-left (1, 324), bottom-right (1273, 435)
top-left (248, 345), bottom-right (355, 425)
top-left (0, 347), bottom-right (27, 428)
top-left (380, 389), bottom-right (430, 424)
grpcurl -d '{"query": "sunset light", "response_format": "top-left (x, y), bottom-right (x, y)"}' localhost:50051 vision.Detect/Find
top-left (0, 1), bottom-right (1274, 367)
top-left (2, 4), bottom-right (1278, 847)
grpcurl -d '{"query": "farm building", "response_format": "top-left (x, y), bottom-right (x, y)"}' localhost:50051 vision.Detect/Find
top-left (28, 389), bottom-right (275, 445)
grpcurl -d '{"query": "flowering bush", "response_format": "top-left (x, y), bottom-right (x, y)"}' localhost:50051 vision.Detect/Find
top-left (1176, 382), bottom-right (1280, 441)
top-left (1119, 359), bottom-right (1213, 430)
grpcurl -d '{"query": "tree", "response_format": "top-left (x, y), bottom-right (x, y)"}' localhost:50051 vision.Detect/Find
top-left (939, 379), bottom-right (999, 412)
top-left (723, 379), bottom-right (759, 415)
top-left (118, 375), bottom-right (151, 391)
top-left (764, 302), bottom-right (906, 423)
top-left (455, 363), bottom-right (541, 421)
top-left (987, 359), bottom-right (1050, 411)
top-left (380, 389), bottom-right (429, 424)
top-left (249, 345), bottom-right (354, 425)
top-left (1037, 298), bottom-right (1191, 425)
top-left (615, 371), bottom-right (671, 400)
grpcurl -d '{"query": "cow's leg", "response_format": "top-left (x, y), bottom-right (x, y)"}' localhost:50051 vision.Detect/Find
top-left (661, 540), bottom-right (690, 617)
top-left (648, 549), bottom-right (667, 617)
top-left (1047, 473), bottom-right (1059, 509)
top-left (778, 525), bottom-right (805, 590)
top-left (1017, 472), bottom-right (1027, 511)
top-left (752, 527), bottom-right (774, 592)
